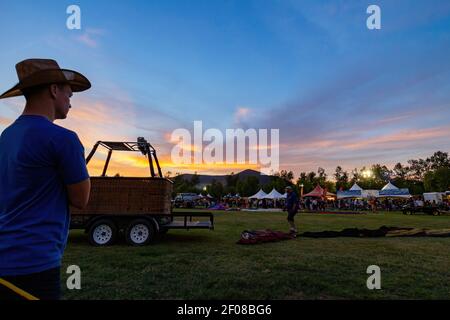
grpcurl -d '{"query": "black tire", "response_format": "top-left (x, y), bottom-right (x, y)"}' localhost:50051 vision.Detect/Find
top-left (125, 219), bottom-right (155, 246)
top-left (88, 219), bottom-right (117, 246)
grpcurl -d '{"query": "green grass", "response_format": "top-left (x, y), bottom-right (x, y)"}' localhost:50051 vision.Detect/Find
top-left (62, 210), bottom-right (450, 300)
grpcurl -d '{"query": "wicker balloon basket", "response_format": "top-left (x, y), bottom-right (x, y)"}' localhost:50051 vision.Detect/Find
top-left (71, 177), bottom-right (173, 215)
top-left (70, 139), bottom-right (173, 216)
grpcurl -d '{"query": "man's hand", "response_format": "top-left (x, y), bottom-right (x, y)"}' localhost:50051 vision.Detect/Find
top-left (67, 178), bottom-right (91, 209)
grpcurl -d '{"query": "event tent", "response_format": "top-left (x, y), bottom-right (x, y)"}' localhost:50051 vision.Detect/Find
top-left (249, 189), bottom-right (268, 200)
top-left (377, 182), bottom-right (411, 198)
top-left (264, 188), bottom-right (285, 199)
top-left (350, 183), bottom-right (363, 191)
top-left (337, 183), bottom-right (363, 199)
top-left (325, 191), bottom-right (337, 199)
top-left (337, 183), bottom-right (382, 199)
top-left (362, 189), bottom-right (379, 198)
top-left (303, 185), bottom-right (325, 197)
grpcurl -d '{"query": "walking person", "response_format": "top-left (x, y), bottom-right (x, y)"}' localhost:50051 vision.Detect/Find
top-left (284, 186), bottom-right (299, 236)
top-left (0, 59), bottom-right (91, 300)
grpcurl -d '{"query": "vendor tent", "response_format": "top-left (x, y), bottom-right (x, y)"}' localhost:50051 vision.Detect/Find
top-left (337, 183), bottom-right (363, 199)
top-left (326, 191), bottom-right (337, 199)
top-left (362, 189), bottom-right (379, 198)
top-left (249, 189), bottom-right (268, 200)
top-left (378, 182), bottom-right (411, 198)
top-left (381, 182), bottom-right (398, 190)
top-left (264, 188), bottom-right (285, 199)
top-left (349, 183), bottom-right (363, 191)
top-left (303, 185), bottom-right (325, 198)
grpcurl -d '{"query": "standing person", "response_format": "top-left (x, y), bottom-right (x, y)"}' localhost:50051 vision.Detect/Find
top-left (284, 186), bottom-right (299, 236)
top-left (305, 197), bottom-right (311, 211)
top-left (0, 59), bottom-right (91, 300)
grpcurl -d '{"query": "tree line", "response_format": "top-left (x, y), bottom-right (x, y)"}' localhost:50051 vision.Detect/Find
top-left (168, 151), bottom-right (450, 198)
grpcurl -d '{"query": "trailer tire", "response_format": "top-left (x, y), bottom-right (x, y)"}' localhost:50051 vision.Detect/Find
top-left (126, 219), bottom-right (155, 246)
top-left (88, 219), bottom-right (117, 246)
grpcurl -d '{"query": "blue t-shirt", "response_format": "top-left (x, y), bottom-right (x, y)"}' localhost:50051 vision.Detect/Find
top-left (0, 115), bottom-right (89, 276)
top-left (286, 191), bottom-right (298, 212)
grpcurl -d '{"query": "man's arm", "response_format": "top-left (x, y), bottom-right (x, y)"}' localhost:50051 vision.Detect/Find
top-left (67, 178), bottom-right (91, 209)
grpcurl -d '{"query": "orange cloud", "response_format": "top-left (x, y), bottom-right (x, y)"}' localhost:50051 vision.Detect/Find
top-left (76, 28), bottom-right (105, 48)
top-left (234, 107), bottom-right (251, 123)
top-left (342, 127), bottom-right (450, 151)
top-left (0, 116), bottom-right (12, 127)
top-left (86, 149), bottom-right (261, 177)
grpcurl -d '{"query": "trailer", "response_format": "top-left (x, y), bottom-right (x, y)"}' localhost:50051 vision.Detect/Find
top-left (70, 138), bottom-right (214, 246)
top-left (402, 205), bottom-right (441, 216)
top-left (423, 192), bottom-right (445, 204)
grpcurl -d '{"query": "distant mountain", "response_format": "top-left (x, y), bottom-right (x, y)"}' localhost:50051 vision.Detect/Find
top-left (235, 169), bottom-right (272, 185)
top-left (176, 169), bottom-right (272, 188)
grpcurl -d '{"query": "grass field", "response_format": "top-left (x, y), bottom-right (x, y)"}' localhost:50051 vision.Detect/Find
top-left (62, 210), bottom-right (450, 300)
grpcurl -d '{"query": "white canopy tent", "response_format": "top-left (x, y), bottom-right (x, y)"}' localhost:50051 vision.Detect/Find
top-left (338, 183), bottom-right (381, 199)
top-left (381, 182), bottom-right (398, 191)
top-left (362, 189), bottom-right (379, 198)
top-left (248, 189), bottom-right (268, 200)
top-left (264, 188), bottom-right (285, 199)
top-left (337, 183), bottom-right (363, 199)
top-left (349, 183), bottom-right (363, 191)
top-left (378, 182), bottom-right (411, 198)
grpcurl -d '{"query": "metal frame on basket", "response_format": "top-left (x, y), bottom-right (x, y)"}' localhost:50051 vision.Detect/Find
top-left (85, 137), bottom-right (163, 178)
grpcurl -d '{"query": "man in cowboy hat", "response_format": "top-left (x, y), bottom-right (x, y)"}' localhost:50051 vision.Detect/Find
top-left (285, 186), bottom-right (299, 236)
top-left (0, 59), bottom-right (91, 300)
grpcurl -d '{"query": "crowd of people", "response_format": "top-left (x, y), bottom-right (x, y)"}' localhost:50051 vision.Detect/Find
top-left (178, 194), bottom-right (450, 213)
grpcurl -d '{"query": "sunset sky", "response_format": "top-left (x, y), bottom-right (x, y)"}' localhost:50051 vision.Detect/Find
top-left (1, 0), bottom-right (450, 178)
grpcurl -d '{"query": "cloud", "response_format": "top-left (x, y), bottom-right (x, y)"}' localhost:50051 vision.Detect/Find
top-left (242, 46), bottom-right (450, 175)
top-left (234, 107), bottom-right (251, 124)
top-left (0, 115), bottom-right (12, 126)
top-left (76, 28), bottom-right (106, 48)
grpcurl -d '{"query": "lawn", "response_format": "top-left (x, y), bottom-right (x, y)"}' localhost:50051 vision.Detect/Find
top-left (62, 210), bottom-right (450, 300)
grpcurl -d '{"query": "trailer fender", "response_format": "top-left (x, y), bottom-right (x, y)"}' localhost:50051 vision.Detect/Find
top-left (146, 217), bottom-right (160, 232)
top-left (84, 216), bottom-right (118, 233)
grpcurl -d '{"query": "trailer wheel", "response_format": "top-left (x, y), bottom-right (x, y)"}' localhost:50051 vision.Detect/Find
top-left (126, 219), bottom-right (155, 246)
top-left (89, 219), bottom-right (117, 246)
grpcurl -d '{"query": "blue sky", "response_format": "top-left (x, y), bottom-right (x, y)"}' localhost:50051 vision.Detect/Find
top-left (1, 0), bottom-right (450, 177)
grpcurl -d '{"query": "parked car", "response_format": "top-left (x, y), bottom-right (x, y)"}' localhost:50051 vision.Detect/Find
top-left (402, 204), bottom-right (441, 216)
top-left (174, 193), bottom-right (201, 208)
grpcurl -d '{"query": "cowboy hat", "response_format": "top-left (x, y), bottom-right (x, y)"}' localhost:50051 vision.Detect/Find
top-left (0, 58), bottom-right (91, 99)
